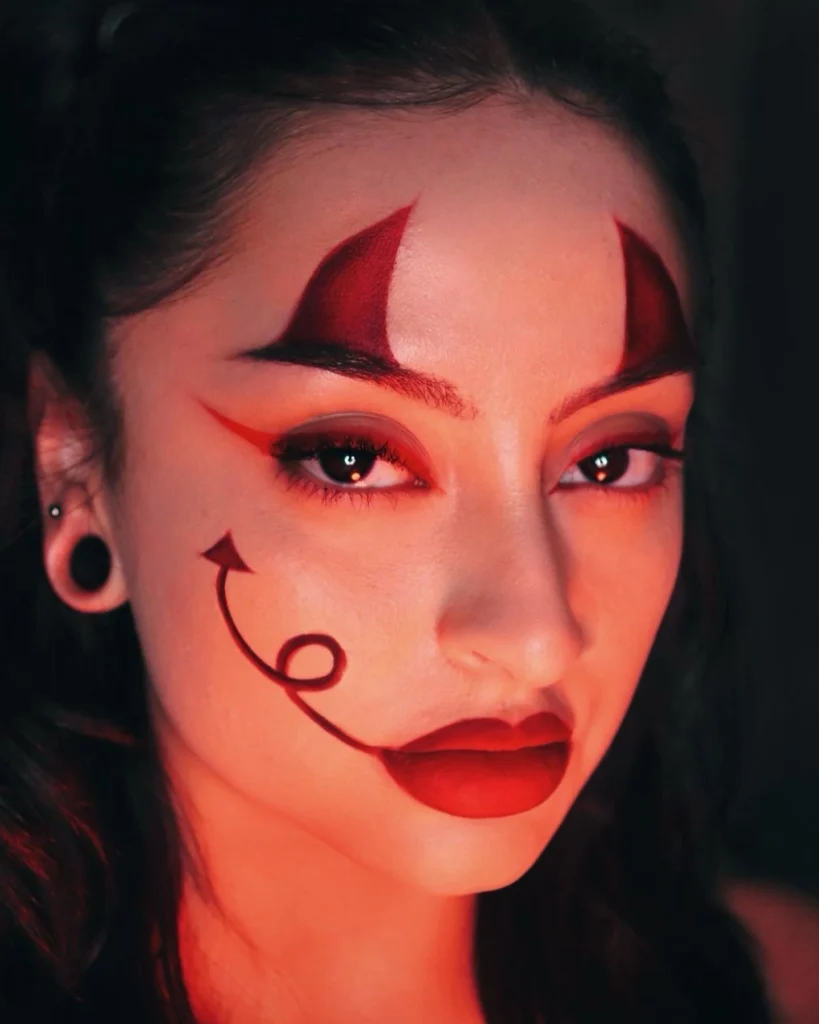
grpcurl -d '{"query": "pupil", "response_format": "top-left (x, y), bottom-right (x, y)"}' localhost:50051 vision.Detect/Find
top-left (582, 448), bottom-right (629, 484)
top-left (320, 448), bottom-right (378, 485)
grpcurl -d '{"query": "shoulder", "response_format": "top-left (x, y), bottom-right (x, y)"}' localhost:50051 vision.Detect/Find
top-left (722, 878), bottom-right (819, 1024)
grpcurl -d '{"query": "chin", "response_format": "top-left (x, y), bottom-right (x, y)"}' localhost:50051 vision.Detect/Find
top-left (384, 805), bottom-right (563, 897)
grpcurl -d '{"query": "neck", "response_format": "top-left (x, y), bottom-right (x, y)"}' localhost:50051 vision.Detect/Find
top-left (162, 733), bottom-right (485, 1024)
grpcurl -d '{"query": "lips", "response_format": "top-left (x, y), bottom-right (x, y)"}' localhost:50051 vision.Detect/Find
top-left (396, 713), bottom-right (572, 753)
top-left (379, 712), bottom-right (572, 819)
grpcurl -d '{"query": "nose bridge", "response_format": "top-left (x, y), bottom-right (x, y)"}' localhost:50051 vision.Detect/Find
top-left (436, 495), bottom-right (584, 691)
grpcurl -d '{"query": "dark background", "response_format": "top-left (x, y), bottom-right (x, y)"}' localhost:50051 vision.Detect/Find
top-left (594, 0), bottom-right (819, 899)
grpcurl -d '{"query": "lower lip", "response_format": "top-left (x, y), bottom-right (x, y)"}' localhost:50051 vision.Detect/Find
top-left (379, 743), bottom-right (571, 819)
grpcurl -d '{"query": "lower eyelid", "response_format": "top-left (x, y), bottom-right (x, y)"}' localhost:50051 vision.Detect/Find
top-left (273, 464), bottom-right (402, 509)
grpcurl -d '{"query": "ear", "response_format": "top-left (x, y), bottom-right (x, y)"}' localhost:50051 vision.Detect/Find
top-left (28, 350), bottom-right (129, 614)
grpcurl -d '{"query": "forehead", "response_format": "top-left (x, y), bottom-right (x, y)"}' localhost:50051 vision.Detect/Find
top-left (230, 96), bottom-right (690, 326)
top-left (121, 98), bottom-right (692, 405)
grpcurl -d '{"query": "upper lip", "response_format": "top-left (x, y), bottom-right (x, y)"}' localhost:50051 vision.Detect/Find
top-left (391, 712), bottom-right (573, 754)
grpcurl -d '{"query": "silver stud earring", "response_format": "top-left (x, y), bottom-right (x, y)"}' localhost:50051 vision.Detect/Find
top-left (48, 503), bottom-right (63, 519)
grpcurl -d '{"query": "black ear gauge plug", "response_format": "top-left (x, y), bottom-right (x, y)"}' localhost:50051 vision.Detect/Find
top-left (69, 535), bottom-right (112, 593)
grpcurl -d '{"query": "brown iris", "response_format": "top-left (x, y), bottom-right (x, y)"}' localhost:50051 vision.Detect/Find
top-left (320, 447), bottom-right (378, 485)
top-left (581, 448), bottom-right (630, 485)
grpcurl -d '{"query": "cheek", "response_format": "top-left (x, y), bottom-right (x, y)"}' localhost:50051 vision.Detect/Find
top-left (117, 504), bottom-right (413, 873)
top-left (559, 492), bottom-right (684, 778)
top-left (114, 499), bottom-right (570, 897)
top-left (109, 445), bottom-right (438, 817)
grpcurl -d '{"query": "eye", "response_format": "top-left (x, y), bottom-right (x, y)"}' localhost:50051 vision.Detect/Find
top-left (559, 438), bottom-right (685, 499)
top-left (270, 426), bottom-right (684, 511)
top-left (272, 431), bottom-right (428, 507)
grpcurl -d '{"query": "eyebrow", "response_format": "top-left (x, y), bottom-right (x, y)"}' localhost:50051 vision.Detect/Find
top-left (232, 339), bottom-right (474, 417)
top-left (548, 349), bottom-right (692, 425)
top-left (230, 337), bottom-right (692, 426)
top-left (231, 213), bottom-right (694, 424)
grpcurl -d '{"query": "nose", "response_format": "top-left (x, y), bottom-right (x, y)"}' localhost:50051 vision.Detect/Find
top-left (436, 504), bottom-right (584, 698)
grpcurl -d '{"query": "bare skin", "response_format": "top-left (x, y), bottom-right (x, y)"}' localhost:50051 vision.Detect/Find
top-left (723, 880), bottom-right (819, 1024)
top-left (32, 97), bottom-right (695, 1022)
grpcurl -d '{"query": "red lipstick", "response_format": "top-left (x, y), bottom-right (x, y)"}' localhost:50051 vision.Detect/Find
top-left (379, 712), bottom-right (572, 819)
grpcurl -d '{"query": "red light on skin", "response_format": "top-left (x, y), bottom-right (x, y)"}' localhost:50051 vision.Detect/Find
top-left (201, 533), bottom-right (350, 695)
top-left (201, 532), bottom-right (573, 819)
top-left (201, 532), bottom-right (369, 754)
top-left (196, 214), bottom-right (694, 820)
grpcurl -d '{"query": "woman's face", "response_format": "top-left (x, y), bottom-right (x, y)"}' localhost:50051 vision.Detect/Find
top-left (96, 99), bottom-right (694, 894)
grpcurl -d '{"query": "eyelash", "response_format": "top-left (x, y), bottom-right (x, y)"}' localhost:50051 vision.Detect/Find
top-left (563, 437), bottom-right (685, 509)
top-left (272, 433), bottom-right (413, 509)
top-left (271, 431), bottom-right (685, 510)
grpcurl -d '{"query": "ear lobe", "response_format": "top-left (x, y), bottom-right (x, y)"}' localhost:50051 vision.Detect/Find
top-left (41, 486), bottom-right (130, 615)
top-left (28, 352), bottom-right (129, 613)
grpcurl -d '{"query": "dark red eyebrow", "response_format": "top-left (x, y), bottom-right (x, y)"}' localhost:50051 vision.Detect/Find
top-left (230, 214), bottom-right (694, 426)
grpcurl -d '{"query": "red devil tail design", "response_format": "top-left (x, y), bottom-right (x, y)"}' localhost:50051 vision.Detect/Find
top-left (202, 531), bottom-right (347, 691)
top-left (201, 532), bottom-right (373, 754)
